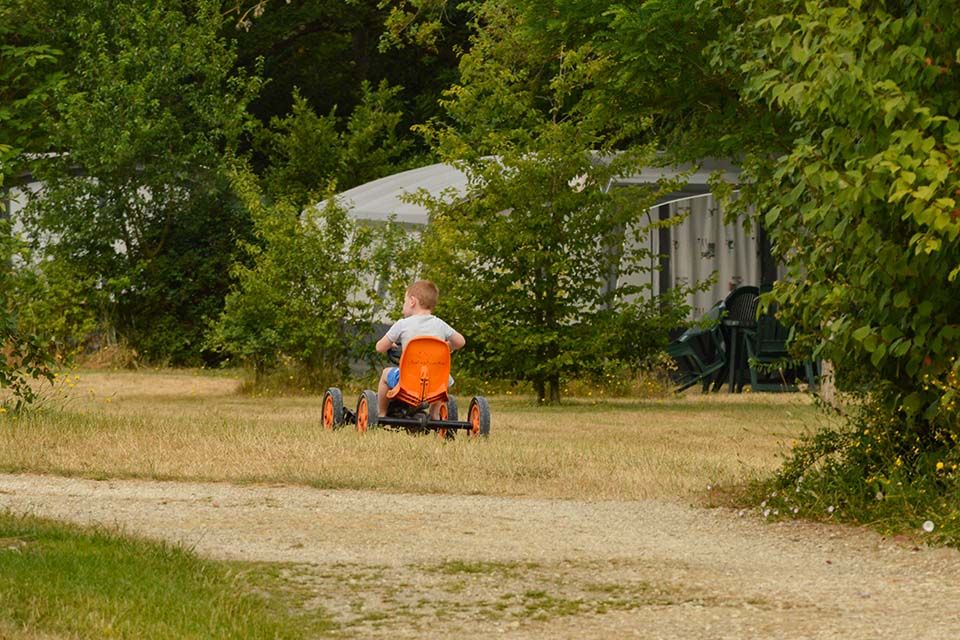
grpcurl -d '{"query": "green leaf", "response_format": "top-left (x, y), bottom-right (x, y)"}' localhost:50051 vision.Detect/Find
top-left (902, 392), bottom-right (926, 414)
top-left (870, 342), bottom-right (887, 366)
top-left (790, 43), bottom-right (809, 64)
top-left (889, 338), bottom-right (910, 357)
top-left (881, 325), bottom-right (903, 342)
top-left (765, 206), bottom-right (782, 227)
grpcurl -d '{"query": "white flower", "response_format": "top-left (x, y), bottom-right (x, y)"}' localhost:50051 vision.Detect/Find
top-left (922, 520), bottom-right (935, 533)
top-left (568, 174), bottom-right (588, 192)
top-left (763, 509), bottom-right (771, 518)
top-left (827, 506), bottom-right (835, 514)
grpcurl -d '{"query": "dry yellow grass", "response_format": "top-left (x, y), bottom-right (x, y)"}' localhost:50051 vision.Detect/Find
top-left (0, 370), bottom-right (824, 501)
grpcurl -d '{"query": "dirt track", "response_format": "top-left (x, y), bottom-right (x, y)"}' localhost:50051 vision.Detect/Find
top-left (1, 472), bottom-right (958, 639)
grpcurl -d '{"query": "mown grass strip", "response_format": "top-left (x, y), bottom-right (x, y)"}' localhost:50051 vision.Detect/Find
top-left (0, 511), bottom-right (333, 640)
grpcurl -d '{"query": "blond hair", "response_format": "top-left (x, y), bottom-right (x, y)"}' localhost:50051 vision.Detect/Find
top-left (407, 279), bottom-right (439, 310)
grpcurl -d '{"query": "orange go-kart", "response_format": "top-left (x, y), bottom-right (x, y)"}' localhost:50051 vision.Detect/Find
top-left (322, 336), bottom-right (491, 438)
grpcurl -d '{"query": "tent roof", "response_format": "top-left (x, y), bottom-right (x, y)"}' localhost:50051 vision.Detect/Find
top-left (324, 157), bottom-right (740, 225)
top-left (329, 163), bottom-right (469, 225)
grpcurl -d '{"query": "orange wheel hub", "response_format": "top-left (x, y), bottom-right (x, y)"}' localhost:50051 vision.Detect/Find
top-left (357, 397), bottom-right (369, 433)
top-left (469, 404), bottom-right (481, 436)
top-left (323, 396), bottom-right (335, 430)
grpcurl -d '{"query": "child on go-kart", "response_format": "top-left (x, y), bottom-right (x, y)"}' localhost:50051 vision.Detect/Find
top-left (375, 280), bottom-right (465, 418)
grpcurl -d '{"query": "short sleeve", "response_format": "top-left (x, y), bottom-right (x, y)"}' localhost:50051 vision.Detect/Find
top-left (385, 320), bottom-right (403, 343)
top-left (440, 319), bottom-right (455, 339)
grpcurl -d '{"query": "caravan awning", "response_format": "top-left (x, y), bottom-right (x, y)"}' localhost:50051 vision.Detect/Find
top-left (323, 157), bottom-right (740, 225)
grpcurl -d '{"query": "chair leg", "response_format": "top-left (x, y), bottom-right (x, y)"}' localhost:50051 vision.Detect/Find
top-left (727, 328), bottom-right (738, 393)
top-left (804, 360), bottom-right (817, 392)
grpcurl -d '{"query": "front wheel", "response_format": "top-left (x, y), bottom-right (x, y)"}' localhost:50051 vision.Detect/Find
top-left (468, 396), bottom-right (491, 438)
top-left (356, 390), bottom-right (379, 433)
top-left (322, 388), bottom-right (345, 431)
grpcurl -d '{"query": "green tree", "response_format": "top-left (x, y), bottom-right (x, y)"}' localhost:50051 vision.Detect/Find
top-left (414, 1), bottom-right (693, 403)
top-left (1, 0), bottom-right (65, 406)
top-left (17, 0), bottom-right (261, 364)
top-left (0, 221), bottom-right (56, 411)
top-left (257, 81), bottom-right (413, 206)
top-left (0, 0), bottom-right (67, 175)
top-left (224, 0), bottom-right (467, 153)
top-left (208, 165), bottom-right (414, 384)
top-left (708, 1), bottom-right (960, 488)
top-left (378, 0), bottom-right (774, 159)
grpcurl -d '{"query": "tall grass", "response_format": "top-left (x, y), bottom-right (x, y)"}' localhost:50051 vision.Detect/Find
top-left (0, 370), bottom-right (819, 501)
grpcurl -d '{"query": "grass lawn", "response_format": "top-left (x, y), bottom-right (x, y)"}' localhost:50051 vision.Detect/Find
top-left (0, 369), bottom-right (825, 501)
top-left (0, 511), bottom-right (331, 640)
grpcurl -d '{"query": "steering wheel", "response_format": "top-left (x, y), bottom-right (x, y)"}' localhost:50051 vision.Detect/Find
top-left (386, 344), bottom-right (402, 365)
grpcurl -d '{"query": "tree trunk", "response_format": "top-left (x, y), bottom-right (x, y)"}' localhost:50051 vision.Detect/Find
top-left (818, 360), bottom-right (838, 410)
top-left (534, 378), bottom-right (546, 403)
top-left (548, 375), bottom-right (561, 404)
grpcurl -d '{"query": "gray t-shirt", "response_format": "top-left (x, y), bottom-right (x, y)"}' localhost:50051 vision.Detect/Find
top-left (385, 314), bottom-right (456, 352)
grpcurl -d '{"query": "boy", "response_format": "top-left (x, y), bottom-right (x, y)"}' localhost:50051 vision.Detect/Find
top-left (375, 280), bottom-right (465, 417)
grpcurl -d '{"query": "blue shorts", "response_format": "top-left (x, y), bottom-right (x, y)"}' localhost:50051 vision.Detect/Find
top-left (386, 367), bottom-right (454, 390)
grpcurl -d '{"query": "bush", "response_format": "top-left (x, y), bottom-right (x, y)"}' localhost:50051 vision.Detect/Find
top-left (760, 388), bottom-right (960, 545)
top-left (207, 166), bottom-right (415, 383)
top-left (0, 221), bottom-right (58, 411)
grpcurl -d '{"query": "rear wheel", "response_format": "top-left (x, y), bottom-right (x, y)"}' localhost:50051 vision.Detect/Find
top-left (444, 395), bottom-right (458, 421)
top-left (321, 388), bottom-right (344, 431)
top-left (468, 396), bottom-right (491, 438)
top-left (437, 396), bottom-right (457, 440)
top-left (356, 390), bottom-right (379, 433)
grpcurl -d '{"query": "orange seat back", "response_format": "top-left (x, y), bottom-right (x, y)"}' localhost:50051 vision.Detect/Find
top-left (387, 336), bottom-right (450, 406)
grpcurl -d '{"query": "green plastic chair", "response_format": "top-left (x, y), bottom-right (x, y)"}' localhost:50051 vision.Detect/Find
top-left (743, 314), bottom-right (818, 392)
top-left (666, 324), bottom-right (728, 393)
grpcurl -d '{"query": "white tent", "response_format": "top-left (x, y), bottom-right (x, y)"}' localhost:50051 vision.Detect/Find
top-left (325, 157), bottom-right (769, 316)
top-left (328, 156), bottom-right (741, 225)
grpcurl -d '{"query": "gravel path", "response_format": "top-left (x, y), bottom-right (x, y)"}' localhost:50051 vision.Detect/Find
top-left (1, 472), bottom-right (958, 639)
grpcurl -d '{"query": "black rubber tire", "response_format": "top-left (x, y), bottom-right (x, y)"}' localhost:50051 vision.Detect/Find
top-left (356, 390), bottom-right (379, 433)
top-left (445, 395), bottom-right (459, 421)
top-left (321, 388), bottom-right (345, 430)
top-left (468, 396), bottom-right (491, 437)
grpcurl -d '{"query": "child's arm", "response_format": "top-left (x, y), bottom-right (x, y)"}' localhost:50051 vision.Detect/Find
top-left (448, 330), bottom-right (466, 352)
top-left (375, 334), bottom-right (395, 354)
top-left (377, 321), bottom-right (402, 354)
